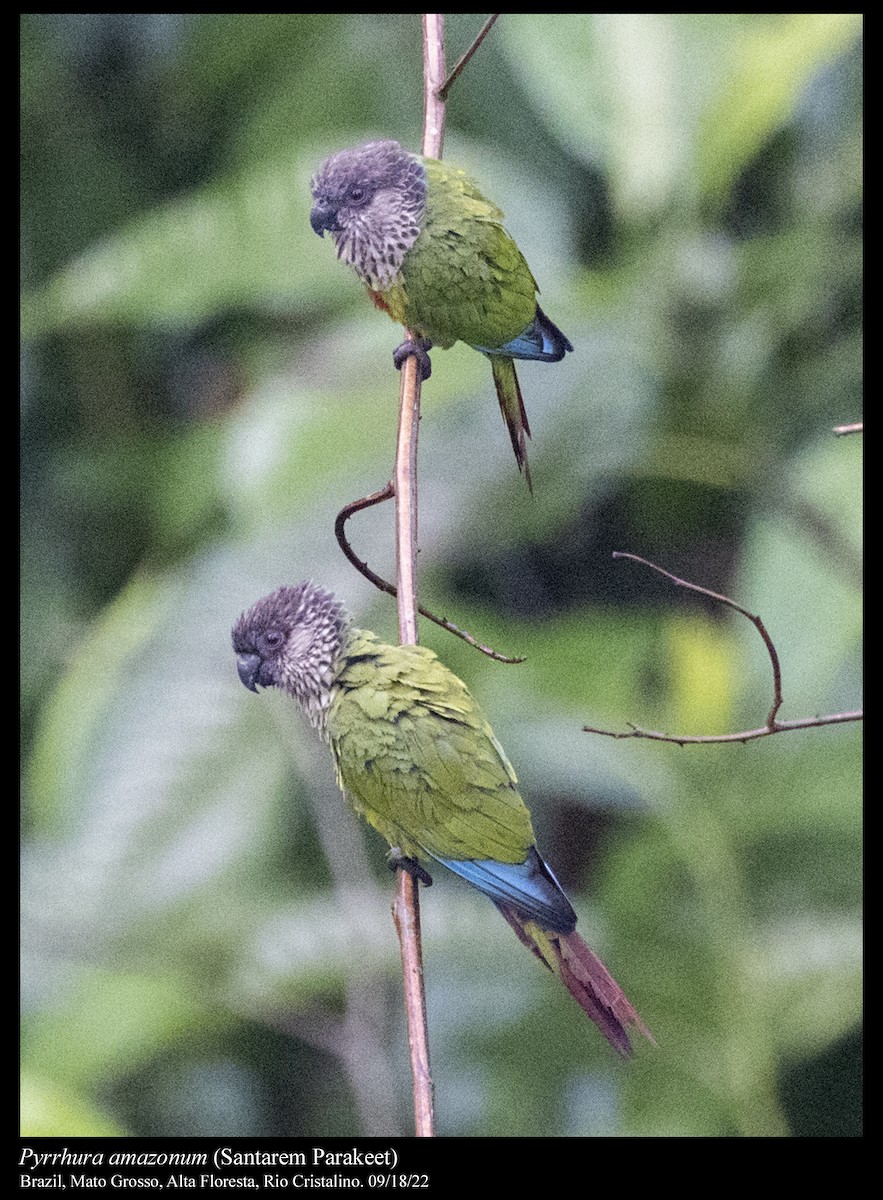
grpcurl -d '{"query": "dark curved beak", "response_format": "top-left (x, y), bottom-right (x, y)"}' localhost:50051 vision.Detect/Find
top-left (236, 652), bottom-right (263, 692)
top-left (310, 202), bottom-right (341, 237)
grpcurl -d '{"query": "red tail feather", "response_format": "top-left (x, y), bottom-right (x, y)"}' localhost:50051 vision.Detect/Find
top-left (498, 906), bottom-right (653, 1057)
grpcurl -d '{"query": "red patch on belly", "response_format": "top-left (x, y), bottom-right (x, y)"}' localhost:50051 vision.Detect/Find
top-left (367, 289), bottom-right (392, 314)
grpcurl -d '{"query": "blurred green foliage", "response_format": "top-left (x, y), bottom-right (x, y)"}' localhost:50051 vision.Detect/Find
top-left (21, 13), bottom-right (861, 1138)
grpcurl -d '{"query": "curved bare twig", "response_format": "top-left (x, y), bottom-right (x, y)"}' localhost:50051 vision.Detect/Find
top-left (334, 488), bottom-right (526, 663)
top-left (582, 552), bottom-right (862, 745)
top-left (584, 711), bottom-right (863, 746)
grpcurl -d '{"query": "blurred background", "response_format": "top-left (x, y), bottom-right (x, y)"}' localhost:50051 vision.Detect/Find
top-left (21, 13), bottom-right (862, 1138)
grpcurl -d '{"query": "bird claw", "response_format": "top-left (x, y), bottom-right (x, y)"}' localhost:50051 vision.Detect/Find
top-left (387, 849), bottom-right (433, 886)
top-left (393, 338), bottom-right (433, 381)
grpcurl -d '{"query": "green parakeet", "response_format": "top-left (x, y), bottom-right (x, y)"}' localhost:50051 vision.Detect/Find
top-left (310, 140), bottom-right (573, 489)
top-left (233, 582), bottom-right (650, 1056)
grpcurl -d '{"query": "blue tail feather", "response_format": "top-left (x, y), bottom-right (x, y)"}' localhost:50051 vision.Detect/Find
top-left (434, 846), bottom-right (577, 933)
top-left (474, 306), bottom-right (573, 364)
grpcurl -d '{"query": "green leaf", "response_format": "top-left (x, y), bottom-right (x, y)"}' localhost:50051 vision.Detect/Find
top-left (21, 1073), bottom-right (128, 1137)
top-left (26, 573), bottom-right (168, 834)
top-left (502, 13), bottom-right (861, 215)
top-left (501, 14), bottom-right (746, 214)
top-left (698, 13), bottom-right (862, 202)
top-left (736, 432), bottom-right (862, 717)
top-left (21, 150), bottom-right (343, 337)
top-left (23, 968), bottom-right (223, 1088)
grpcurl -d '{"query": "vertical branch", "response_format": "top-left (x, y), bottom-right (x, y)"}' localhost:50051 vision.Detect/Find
top-left (392, 11), bottom-right (447, 1139)
top-left (394, 358), bottom-right (422, 646)
top-left (422, 13), bottom-right (447, 158)
top-left (392, 868), bottom-right (434, 1136)
top-left (394, 14), bottom-right (446, 644)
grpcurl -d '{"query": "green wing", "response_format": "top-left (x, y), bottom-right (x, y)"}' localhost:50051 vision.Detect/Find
top-left (400, 157), bottom-right (539, 350)
top-left (328, 630), bottom-right (535, 865)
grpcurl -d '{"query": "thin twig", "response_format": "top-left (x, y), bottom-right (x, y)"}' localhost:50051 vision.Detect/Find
top-left (334, 489), bottom-right (526, 662)
top-left (583, 711), bottom-right (863, 745)
top-left (582, 552), bottom-right (862, 745)
top-left (833, 422), bottom-right (863, 436)
top-left (438, 13), bottom-right (500, 101)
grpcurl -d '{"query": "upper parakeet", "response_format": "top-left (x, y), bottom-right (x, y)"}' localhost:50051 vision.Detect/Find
top-left (232, 581), bottom-right (650, 1056)
top-left (310, 139), bottom-right (573, 489)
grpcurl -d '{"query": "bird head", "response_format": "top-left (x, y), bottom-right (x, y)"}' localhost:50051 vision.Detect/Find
top-left (232, 582), bottom-right (349, 726)
top-left (310, 140), bottom-right (427, 286)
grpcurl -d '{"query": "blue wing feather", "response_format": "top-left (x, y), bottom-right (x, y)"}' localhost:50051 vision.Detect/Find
top-left (474, 306), bottom-right (573, 363)
top-left (434, 846), bottom-right (577, 933)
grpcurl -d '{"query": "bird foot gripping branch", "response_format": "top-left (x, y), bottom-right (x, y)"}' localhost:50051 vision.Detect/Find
top-left (388, 850), bottom-right (434, 887)
top-left (232, 581), bottom-right (650, 1056)
top-left (310, 139), bottom-right (573, 487)
top-left (392, 337), bottom-right (433, 382)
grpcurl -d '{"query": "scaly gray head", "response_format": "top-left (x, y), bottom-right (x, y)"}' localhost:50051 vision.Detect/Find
top-left (310, 140), bottom-right (427, 289)
top-left (232, 582), bottom-right (349, 732)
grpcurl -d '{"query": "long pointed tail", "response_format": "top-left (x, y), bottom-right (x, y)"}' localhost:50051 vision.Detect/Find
top-left (490, 357), bottom-right (532, 491)
top-left (498, 905), bottom-right (653, 1057)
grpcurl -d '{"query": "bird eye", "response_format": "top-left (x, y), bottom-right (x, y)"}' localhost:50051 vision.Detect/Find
top-left (261, 629), bottom-right (284, 651)
top-left (347, 185), bottom-right (367, 204)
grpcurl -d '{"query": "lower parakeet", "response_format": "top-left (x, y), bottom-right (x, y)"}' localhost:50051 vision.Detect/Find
top-left (232, 581), bottom-right (650, 1056)
top-left (309, 139), bottom-right (573, 489)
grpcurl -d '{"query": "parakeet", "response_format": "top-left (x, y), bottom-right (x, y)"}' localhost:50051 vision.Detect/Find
top-left (232, 581), bottom-right (650, 1056)
top-left (310, 139), bottom-right (573, 489)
